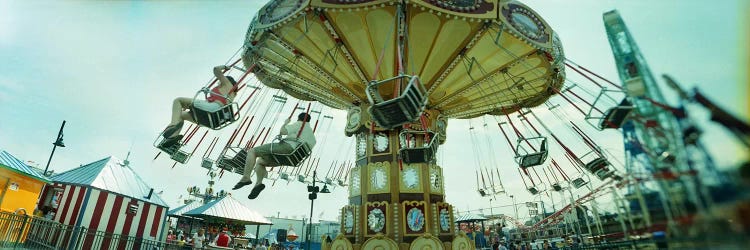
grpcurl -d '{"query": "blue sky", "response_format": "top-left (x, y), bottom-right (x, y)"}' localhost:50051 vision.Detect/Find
top-left (1, 0), bottom-right (747, 223)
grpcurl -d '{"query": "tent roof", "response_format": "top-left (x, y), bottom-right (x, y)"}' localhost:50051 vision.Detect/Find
top-left (0, 148), bottom-right (50, 182)
top-left (183, 194), bottom-right (272, 225)
top-left (167, 200), bottom-right (204, 220)
top-left (455, 213), bottom-right (489, 223)
top-left (52, 156), bottom-right (169, 207)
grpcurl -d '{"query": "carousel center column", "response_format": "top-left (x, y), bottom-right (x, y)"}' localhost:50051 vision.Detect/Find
top-left (335, 107), bottom-right (458, 250)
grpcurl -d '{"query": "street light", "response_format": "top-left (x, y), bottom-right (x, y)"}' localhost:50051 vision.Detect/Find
top-left (509, 195), bottom-right (519, 223)
top-left (44, 120), bottom-right (66, 176)
top-left (306, 170), bottom-right (329, 249)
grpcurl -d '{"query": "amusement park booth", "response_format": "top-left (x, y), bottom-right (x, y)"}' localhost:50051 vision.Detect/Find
top-left (167, 199), bottom-right (205, 236)
top-left (38, 156), bottom-right (170, 248)
top-left (0, 149), bottom-right (50, 247)
top-left (0, 149), bottom-right (50, 214)
top-left (183, 194), bottom-right (272, 247)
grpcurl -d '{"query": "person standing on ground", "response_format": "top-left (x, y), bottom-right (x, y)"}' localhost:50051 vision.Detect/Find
top-left (212, 228), bottom-right (232, 247)
top-left (192, 228), bottom-right (207, 249)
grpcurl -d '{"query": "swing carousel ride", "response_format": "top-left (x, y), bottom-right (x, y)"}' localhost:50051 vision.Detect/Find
top-left (242, 0), bottom-right (566, 248)
top-left (153, 0), bottom-right (748, 249)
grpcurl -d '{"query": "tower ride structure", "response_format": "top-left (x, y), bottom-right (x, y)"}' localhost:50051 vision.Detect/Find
top-left (242, 0), bottom-right (564, 249)
top-left (603, 10), bottom-right (706, 231)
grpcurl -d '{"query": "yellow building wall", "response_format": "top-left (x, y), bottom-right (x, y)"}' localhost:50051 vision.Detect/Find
top-left (0, 168), bottom-right (46, 214)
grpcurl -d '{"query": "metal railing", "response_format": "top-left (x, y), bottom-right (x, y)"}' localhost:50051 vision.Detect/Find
top-left (1, 211), bottom-right (184, 250)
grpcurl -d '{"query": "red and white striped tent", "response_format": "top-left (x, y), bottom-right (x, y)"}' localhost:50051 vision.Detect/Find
top-left (38, 156), bottom-right (169, 247)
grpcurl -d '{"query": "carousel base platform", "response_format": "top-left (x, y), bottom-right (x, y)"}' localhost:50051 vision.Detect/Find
top-left (322, 232), bottom-right (475, 250)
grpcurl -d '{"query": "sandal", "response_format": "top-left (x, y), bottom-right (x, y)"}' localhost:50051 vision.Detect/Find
top-left (232, 180), bottom-right (252, 190)
top-left (247, 184), bottom-right (266, 199)
top-left (162, 121), bottom-right (184, 139)
top-left (160, 134), bottom-right (184, 148)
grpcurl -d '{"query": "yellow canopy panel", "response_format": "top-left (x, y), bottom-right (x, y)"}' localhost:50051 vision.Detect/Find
top-left (243, 0), bottom-right (565, 118)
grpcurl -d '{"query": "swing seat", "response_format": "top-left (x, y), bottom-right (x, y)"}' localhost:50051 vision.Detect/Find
top-left (298, 175), bottom-right (307, 183)
top-left (217, 148), bottom-right (247, 171)
top-left (682, 125), bottom-right (701, 145)
top-left (478, 189), bottom-right (487, 197)
top-left (515, 138), bottom-right (549, 168)
top-left (527, 187), bottom-right (540, 195)
top-left (491, 185), bottom-right (506, 194)
top-left (279, 172), bottom-right (290, 180)
top-left (599, 99), bottom-right (634, 129)
top-left (551, 183), bottom-right (563, 191)
top-left (571, 177), bottom-right (588, 189)
top-left (594, 169), bottom-right (614, 180)
top-left (268, 139), bottom-right (312, 167)
top-left (399, 130), bottom-right (439, 164)
top-left (155, 141), bottom-right (191, 164)
top-left (585, 89), bottom-right (633, 130)
top-left (584, 158), bottom-right (609, 173)
top-left (366, 75), bottom-right (427, 129)
top-left (170, 150), bottom-right (191, 164)
top-left (201, 158), bottom-right (214, 170)
top-left (191, 102), bottom-right (240, 130)
top-left (337, 179), bottom-right (348, 187)
top-left (325, 177), bottom-right (334, 185)
top-left (216, 157), bottom-right (235, 171)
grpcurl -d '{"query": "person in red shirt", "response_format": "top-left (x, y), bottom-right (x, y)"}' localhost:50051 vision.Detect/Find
top-left (212, 228), bottom-right (232, 247)
top-left (161, 65), bottom-right (239, 146)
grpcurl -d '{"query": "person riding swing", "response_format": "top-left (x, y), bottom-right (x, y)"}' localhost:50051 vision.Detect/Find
top-left (161, 65), bottom-right (239, 147)
top-left (232, 112), bottom-right (317, 199)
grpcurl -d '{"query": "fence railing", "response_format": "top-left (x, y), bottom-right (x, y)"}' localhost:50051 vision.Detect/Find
top-left (0, 210), bottom-right (30, 249)
top-left (1, 211), bottom-right (184, 250)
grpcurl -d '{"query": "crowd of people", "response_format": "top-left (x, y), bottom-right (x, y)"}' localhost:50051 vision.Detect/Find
top-left (166, 228), bottom-right (238, 249)
top-left (488, 235), bottom-right (581, 250)
top-left (165, 228), bottom-right (301, 249)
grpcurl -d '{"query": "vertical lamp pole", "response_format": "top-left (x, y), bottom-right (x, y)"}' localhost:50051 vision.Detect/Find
top-left (306, 170), bottom-right (330, 249)
top-left (44, 120), bottom-right (66, 176)
top-left (307, 171), bottom-right (319, 250)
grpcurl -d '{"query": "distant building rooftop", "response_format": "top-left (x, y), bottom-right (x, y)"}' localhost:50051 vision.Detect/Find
top-left (52, 156), bottom-right (168, 207)
top-left (0, 148), bottom-right (50, 182)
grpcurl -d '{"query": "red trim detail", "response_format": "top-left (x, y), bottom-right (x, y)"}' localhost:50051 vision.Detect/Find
top-left (101, 195), bottom-right (124, 249)
top-left (118, 199), bottom-right (137, 250)
top-left (150, 206), bottom-right (164, 237)
top-left (56, 186), bottom-right (75, 224)
top-left (68, 186), bottom-right (87, 226)
top-left (136, 203), bottom-right (151, 238)
top-left (82, 191), bottom-right (108, 249)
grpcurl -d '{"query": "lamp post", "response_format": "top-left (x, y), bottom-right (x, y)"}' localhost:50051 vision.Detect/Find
top-left (306, 170), bottom-right (330, 249)
top-left (44, 120), bottom-right (66, 176)
top-left (509, 195), bottom-right (519, 223)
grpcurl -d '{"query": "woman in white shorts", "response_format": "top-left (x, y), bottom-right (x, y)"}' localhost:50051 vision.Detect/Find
top-left (161, 65), bottom-right (238, 145)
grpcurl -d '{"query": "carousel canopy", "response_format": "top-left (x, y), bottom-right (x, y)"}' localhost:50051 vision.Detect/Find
top-left (455, 213), bottom-right (489, 223)
top-left (243, 0), bottom-right (564, 118)
top-left (167, 199), bottom-right (204, 220)
top-left (52, 156), bottom-right (169, 207)
top-left (183, 194), bottom-right (273, 225)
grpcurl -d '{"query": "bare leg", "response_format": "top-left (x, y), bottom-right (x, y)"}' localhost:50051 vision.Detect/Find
top-left (180, 111), bottom-right (195, 123)
top-left (171, 97), bottom-right (193, 125)
top-left (253, 160), bottom-right (268, 186)
top-left (239, 148), bottom-right (257, 182)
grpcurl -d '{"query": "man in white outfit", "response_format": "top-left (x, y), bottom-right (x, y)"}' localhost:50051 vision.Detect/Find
top-left (233, 112), bottom-right (316, 199)
top-left (191, 228), bottom-right (207, 249)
